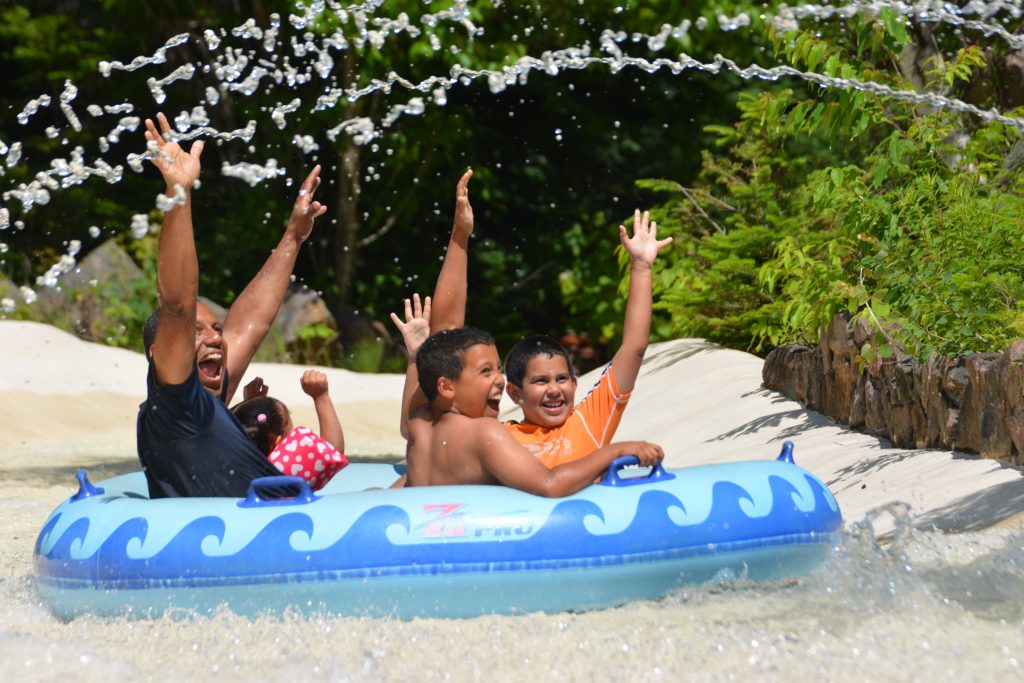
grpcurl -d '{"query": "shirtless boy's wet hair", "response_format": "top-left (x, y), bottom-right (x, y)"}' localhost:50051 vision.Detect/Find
top-left (416, 326), bottom-right (495, 401)
top-left (504, 335), bottom-right (576, 387)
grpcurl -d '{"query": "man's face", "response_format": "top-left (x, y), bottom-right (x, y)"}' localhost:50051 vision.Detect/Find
top-left (195, 303), bottom-right (226, 395)
top-left (450, 343), bottom-right (505, 418)
top-left (508, 353), bottom-right (577, 428)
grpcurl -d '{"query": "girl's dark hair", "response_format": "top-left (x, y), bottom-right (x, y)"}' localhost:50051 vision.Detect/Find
top-left (504, 335), bottom-right (576, 387)
top-left (231, 396), bottom-right (289, 455)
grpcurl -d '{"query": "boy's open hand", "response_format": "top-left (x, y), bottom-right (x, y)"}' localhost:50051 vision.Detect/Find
top-left (390, 294), bottom-right (431, 358)
top-left (300, 370), bottom-right (329, 399)
top-left (144, 112), bottom-right (203, 190)
top-left (620, 209), bottom-right (672, 268)
top-left (286, 165), bottom-right (328, 242)
top-left (453, 168), bottom-right (473, 241)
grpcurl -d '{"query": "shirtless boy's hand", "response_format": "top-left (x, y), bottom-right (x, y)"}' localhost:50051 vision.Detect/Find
top-left (453, 168), bottom-right (473, 241)
top-left (300, 370), bottom-right (330, 399)
top-left (390, 294), bottom-right (432, 358)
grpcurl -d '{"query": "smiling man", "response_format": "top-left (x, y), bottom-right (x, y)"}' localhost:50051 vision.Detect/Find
top-left (136, 113), bottom-right (326, 498)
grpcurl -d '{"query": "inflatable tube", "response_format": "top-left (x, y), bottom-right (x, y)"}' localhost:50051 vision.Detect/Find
top-left (34, 442), bottom-right (841, 620)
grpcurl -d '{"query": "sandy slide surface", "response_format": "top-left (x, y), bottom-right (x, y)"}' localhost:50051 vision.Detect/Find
top-left (3, 320), bottom-right (1023, 536)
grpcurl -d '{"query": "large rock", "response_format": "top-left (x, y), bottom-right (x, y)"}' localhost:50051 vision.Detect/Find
top-left (2, 239), bottom-right (150, 345)
top-left (763, 314), bottom-right (1024, 465)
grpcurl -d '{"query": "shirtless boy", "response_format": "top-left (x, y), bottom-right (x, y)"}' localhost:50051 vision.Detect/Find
top-left (397, 321), bottom-right (664, 496)
top-left (424, 170), bottom-right (673, 467)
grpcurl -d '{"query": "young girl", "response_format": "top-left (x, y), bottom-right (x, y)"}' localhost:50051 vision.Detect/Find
top-left (232, 370), bottom-right (348, 490)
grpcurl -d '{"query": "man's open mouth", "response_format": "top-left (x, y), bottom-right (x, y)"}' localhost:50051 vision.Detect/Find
top-left (486, 396), bottom-right (502, 414)
top-left (198, 353), bottom-right (223, 382)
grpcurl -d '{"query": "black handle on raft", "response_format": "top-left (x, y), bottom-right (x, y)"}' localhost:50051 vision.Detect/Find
top-left (598, 455), bottom-right (675, 487)
top-left (239, 476), bottom-right (318, 508)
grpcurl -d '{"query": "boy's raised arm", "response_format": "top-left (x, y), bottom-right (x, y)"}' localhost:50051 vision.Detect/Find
top-left (390, 294), bottom-right (432, 439)
top-left (301, 370), bottom-right (344, 452)
top-left (429, 168), bottom-right (474, 333)
top-left (475, 420), bottom-right (664, 498)
top-left (611, 209), bottom-right (673, 393)
top-left (221, 165), bottom-right (327, 403)
top-left (145, 113), bottom-right (204, 387)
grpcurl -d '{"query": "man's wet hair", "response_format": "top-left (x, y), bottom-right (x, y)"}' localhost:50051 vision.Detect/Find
top-left (504, 335), bottom-right (576, 387)
top-left (142, 308), bottom-right (160, 355)
top-left (417, 327), bottom-right (496, 402)
top-left (232, 396), bottom-right (290, 455)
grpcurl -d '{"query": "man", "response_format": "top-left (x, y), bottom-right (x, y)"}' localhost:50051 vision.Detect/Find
top-left (137, 112), bottom-right (327, 498)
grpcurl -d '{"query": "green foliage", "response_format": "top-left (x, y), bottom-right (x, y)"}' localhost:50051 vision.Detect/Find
top-left (646, 12), bottom-right (1024, 359)
top-left (338, 335), bottom-right (407, 375)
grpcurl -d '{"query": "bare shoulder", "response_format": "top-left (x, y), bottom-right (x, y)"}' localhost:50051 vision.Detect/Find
top-left (461, 416), bottom-right (508, 441)
top-left (407, 406), bottom-right (434, 441)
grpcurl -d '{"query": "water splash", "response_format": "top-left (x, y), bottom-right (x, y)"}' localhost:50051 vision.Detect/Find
top-left (17, 95), bottom-right (51, 125)
top-left (98, 33), bottom-right (191, 77)
top-left (3, 0), bottom-right (1024, 292)
top-left (221, 159), bottom-right (287, 187)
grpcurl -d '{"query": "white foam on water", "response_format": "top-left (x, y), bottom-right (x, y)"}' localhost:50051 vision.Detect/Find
top-left (3, 484), bottom-right (1022, 682)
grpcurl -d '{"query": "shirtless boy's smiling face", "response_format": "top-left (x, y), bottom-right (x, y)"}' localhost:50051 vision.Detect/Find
top-left (448, 343), bottom-right (505, 418)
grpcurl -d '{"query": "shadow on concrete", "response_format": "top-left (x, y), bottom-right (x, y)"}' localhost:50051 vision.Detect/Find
top-left (914, 474), bottom-right (1024, 533)
top-left (825, 448), bottom-right (922, 488)
top-left (642, 340), bottom-right (716, 373)
top-left (4, 459), bottom-right (138, 488)
top-left (707, 407), bottom-right (837, 443)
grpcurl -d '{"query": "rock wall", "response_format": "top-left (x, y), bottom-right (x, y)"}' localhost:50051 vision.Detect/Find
top-left (762, 313), bottom-right (1024, 465)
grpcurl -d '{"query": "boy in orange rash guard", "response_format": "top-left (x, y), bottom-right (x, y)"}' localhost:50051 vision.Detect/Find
top-left (414, 168), bottom-right (672, 467)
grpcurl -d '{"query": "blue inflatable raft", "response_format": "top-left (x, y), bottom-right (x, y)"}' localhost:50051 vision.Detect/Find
top-left (34, 442), bottom-right (841, 620)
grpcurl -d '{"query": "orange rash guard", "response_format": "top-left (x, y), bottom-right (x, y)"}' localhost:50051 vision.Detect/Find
top-left (503, 364), bottom-right (632, 468)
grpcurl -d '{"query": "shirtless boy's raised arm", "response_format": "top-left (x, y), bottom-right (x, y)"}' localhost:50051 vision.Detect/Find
top-left (145, 114), bottom-right (204, 387)
top-left (391, 294), bottom-right (432, 440)
top-left (429, 168), bottom-right (473, 333)
top-left (221, 165), bottom-right (327, 403)
top-left (611, 209), bottom-right (673, 394)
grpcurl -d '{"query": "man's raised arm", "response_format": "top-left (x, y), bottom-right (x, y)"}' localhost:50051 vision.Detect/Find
top-left (145, 113), bottom-right (205, 387)
top-left (221, 165), bottom-right (327, 402)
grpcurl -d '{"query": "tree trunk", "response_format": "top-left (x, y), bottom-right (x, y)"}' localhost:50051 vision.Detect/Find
top-left (333, 138), bottom-right (362, 305)
top-left (330, 47), bottom-right (363, 307)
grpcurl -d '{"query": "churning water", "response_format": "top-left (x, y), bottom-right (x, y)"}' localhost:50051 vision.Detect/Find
top-left (3, 479), bottom-right (1023, 682)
